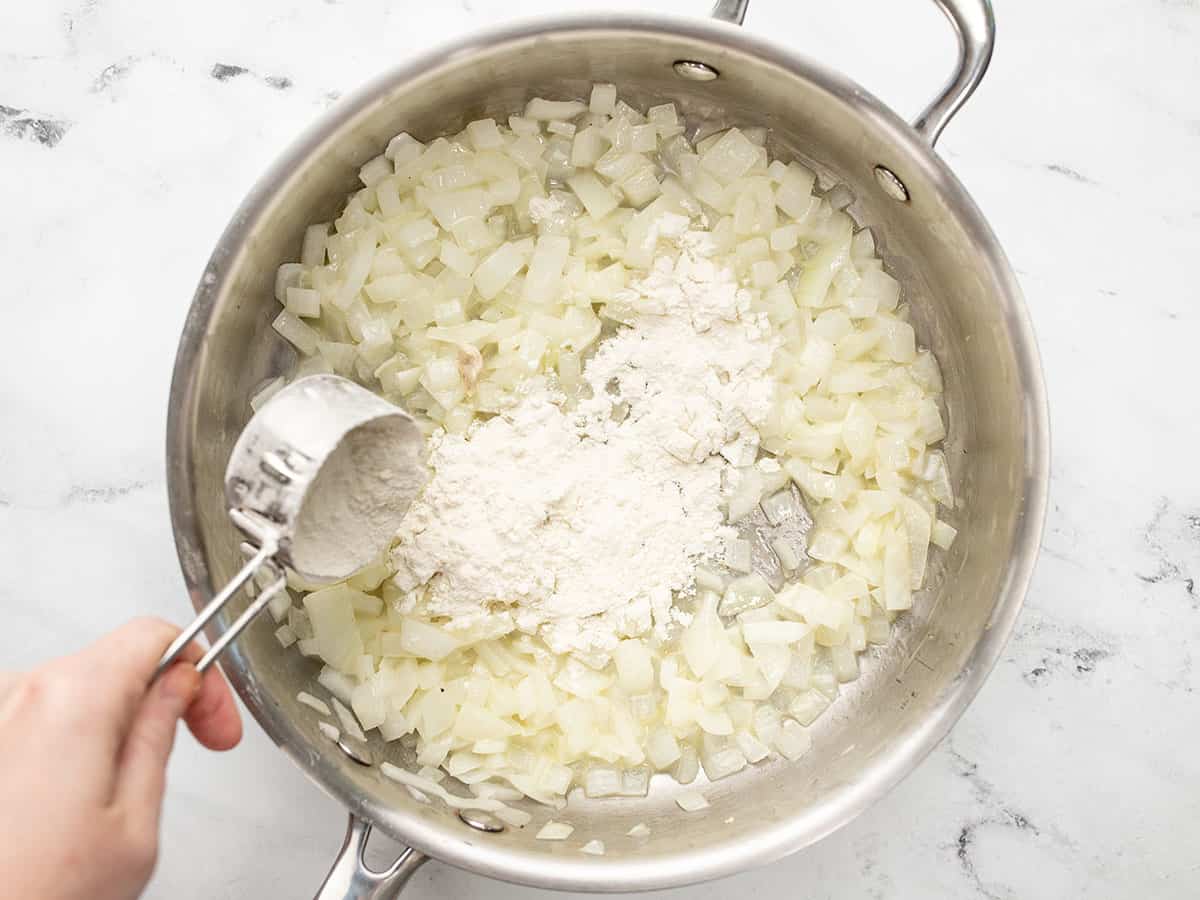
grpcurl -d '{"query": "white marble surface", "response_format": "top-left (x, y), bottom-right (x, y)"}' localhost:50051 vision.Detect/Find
top-left (1, 0), bottom-right (1197, 896)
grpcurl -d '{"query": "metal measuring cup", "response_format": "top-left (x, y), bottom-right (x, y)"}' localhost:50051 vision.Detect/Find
top-left (156, 374), bottom-right (426, 678)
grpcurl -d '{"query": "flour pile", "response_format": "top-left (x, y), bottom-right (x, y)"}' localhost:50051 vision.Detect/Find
top-left (390, 226), bottom-right (778, 655)
top-left (291, 415), bottom-right (426, 580)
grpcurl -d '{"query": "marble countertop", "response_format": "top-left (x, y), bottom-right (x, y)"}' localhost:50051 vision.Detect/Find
top-left (1, 0), bottom-right (1196, 896)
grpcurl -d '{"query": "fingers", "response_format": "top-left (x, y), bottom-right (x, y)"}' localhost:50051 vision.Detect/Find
top-left (89, 617), bottom-right (243, 751)
top-left (64, 619), bottom-right (195, 771)
top-left (93, 617), bottom-right (243, 751)
top-left (183, 667), bottom-right (243, 751)
top-left (0, 670), bottom-right (21, 708)
top-left (83, 616), bottom-right (197, 687)
top-left (113, 663), bottom-right (201, 835)
top-left (84, 616), bottom-right (241, 750)
top-left (73, 618), bottom-right (242, 782)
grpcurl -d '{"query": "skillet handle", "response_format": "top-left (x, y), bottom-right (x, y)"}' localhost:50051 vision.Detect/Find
top-left (710, 0), bottom-right (748, 25)
top-left (913, 0), bottom-right (996, 146)
top-left (314, 814), bottom-right (427, 900)
top-left (710, 0), bottom-right (996, 148)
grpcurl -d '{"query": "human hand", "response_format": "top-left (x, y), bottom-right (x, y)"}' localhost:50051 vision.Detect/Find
top-left (0, 617), bottom-right (242, 900)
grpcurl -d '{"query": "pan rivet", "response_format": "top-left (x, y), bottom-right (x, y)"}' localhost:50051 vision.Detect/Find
top-left (673, 60), bottom-right (719, 82)
top-left (336, 739), bottom-right (374, 767)
top-left (457, 810), bottom-right (505, 833)
top-left (874, 165), bottom-right (910, 203)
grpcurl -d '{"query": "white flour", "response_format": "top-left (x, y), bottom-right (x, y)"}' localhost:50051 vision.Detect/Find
top-left (389, 230), bottom-right (777, 655)
top-left (291, 417), bottom-right (426, 579)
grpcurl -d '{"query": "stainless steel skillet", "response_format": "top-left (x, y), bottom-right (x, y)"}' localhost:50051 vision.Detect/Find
top-left (166, 1), bottom-right (1049, 895)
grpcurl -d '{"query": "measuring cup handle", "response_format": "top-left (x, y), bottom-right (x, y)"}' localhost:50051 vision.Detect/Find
top-left (154, 537), bottom-right (283, 679)
top-left (711, 0), bottom-right (748, 25)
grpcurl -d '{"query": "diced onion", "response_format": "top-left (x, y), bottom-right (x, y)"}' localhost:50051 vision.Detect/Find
top-left (296, 691), bottom-right (331, 716)
top-left (584, 766), bottom-right (621, 799)
top-left (700, 744), bottom-right (747, 782)
top-left (676, 791), bottom-right (710, 812)
top-left (331, 698), bottom-right (366, 742)
top-left (724, 538), bottom-right (753, 574)
top-left (267, 588), bottom-right (292, 623)
top-left (266, 84), bottom-right (953, 816)
top-left (589, 83), bottom-right (617, 115)
top-left (317, 666), bottom-right (355, 705)
top-left (674, 743), bottom-right (699, 784)
top-left (526, 98), bottom-right (587, 121)
top-left (774, 720), bottom-right (812, 761)
top-left (495, 807), bottom-right (533, 827)
top-left (536, 821), bottom-right (575, 840)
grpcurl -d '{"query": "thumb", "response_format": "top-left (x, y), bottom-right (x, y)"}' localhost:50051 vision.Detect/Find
top-left (114, 663), bottom-right (201, 829)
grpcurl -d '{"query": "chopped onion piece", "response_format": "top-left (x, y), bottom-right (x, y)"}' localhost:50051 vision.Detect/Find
top-left (720, 573), bottom-right (775, 617)
top-left (774, 720), bottom-right (812, 761)
top-left (272, 310), bottom-right (319, 355)
top-left (380, 763), bottom-right (507, 813)
top-left (267, 587), bottom-right (292, 623)
top-left (674, 743), bottom-right (699, 785)
top-left (496, 807), bottom-right (533, 827)
top-left (789, 690), bottom-right (831, 726)
top-left (536, 821), bottom-right (575, 841)
top-left (567, 172), bottom-right (618, 220)
top-left (526, 98), bottom-right (588, 121)
top-left (297, 691), bottom-right (331, 716)
top-left (676, 791), bottom-right (710, 812)
top-left (466, 118), bottom-right (504, 151)
top-left (695, 566), bottom-right (725, 593)
top-left (613, 640), bottom-right (655, 694)
top-left (724, 538), bottom-right (753, 574)
top-left (742, 620), bottom-right (810, 645)
top-left (331, 698), bottom-right (366, 742)
top-left (317, 666), bottom-right (355, 706)
top-left (249, 376), bottom-right (286, 412)
top-left (771, 537), bottom-right (803, 572)
top-left (932, 519), bottom-right (957, 549)
top-left (589, 83), bottom-right (617, 115)
top-left (301, 224), bottom-right (328, 267)
top-left (584, 766), bottom-right (621, 798)
top-left (760, 489), bottom-right (801, 526)
top-left (734, 731), bottom-right (771, 763)
top-left (580, 840), bottom-right (606, 856)
top-left (646, 727), bottom-right (681, 769)
top-left (700, 744), bottom-right (746, 781)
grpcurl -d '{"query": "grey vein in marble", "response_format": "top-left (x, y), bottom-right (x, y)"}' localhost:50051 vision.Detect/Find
top-left (210, 62), bottom-right (293, 91)
top-left (63, 480), bottom-right (152, 505)
top-left (91, 56), bottom-right (138, 92)
top-left (0, 104), bottom-right (71, 147)
top-left (1138, 498), bottom-right (1199, 607)
top-left (1042, 163), bottom-right (1097, 185)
